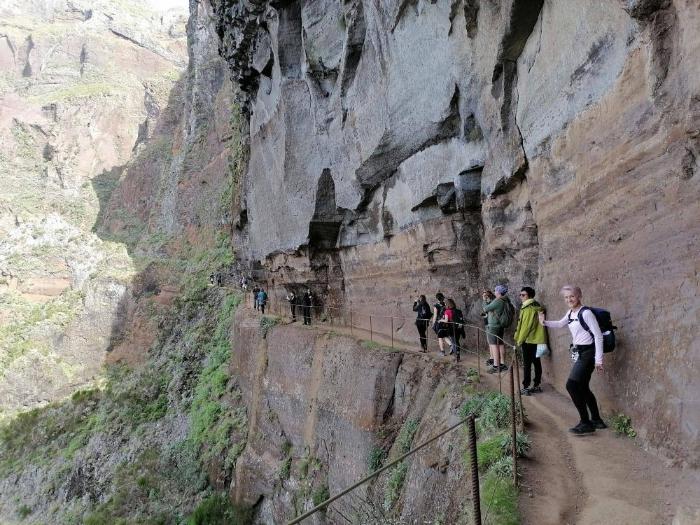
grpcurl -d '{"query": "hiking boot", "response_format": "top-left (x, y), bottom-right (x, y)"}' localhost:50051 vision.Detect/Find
top-left (520, 387), bottom-right (531, 396)
top-left (486, 365), bottom-right (499, 374)
top-left (499, 364), bottom-right (509, 371)
top-left (529, 385), bottom-right (542, 394)
top-left (569, 422), bottom-right (595, 434)
top-left (486, 358), bottom-right (494, 366)
top-left (591, 419), bottom-right (608, 429)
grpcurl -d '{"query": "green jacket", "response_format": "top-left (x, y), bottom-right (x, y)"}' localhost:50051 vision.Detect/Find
top-left (483, 297), bottom-right (505, 329)
top-left (514, 299), bottom-right (548, 345)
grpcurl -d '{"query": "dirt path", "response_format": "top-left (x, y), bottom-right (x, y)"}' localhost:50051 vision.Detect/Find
top-left (268, 315), bottom-right (700, 524)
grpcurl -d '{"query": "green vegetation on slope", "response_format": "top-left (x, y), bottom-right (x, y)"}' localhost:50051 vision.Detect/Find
top-left (459, 392), bottom-right (530, 525)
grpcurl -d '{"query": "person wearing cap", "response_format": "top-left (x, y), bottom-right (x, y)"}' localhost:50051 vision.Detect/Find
top-left (482, 285), bottom-right (509, 372)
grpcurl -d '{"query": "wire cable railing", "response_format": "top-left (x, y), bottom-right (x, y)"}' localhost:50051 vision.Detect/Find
top-left (230, 287), bottom-right (527, 524)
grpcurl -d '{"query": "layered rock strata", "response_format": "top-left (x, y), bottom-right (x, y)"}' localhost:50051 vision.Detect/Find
top-left (213, 0), bottom-right (700, 465)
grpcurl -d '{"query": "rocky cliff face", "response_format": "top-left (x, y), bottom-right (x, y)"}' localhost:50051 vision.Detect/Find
top-left (212, 0), bottom-right (700, 465)
top-left (231, 309), bottom-right (474, 523)
top-left (0, 0), bottom-right (188, 415)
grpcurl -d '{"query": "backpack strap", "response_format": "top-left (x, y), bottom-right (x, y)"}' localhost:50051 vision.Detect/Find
top-left (577, 306), bottom-right (592, 336)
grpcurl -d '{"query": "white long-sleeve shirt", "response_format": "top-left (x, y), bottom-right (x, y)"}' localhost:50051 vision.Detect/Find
top-left (543, 307), bottom-right (604, 365)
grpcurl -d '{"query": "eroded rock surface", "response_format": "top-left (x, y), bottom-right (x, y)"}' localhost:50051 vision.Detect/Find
top-left (213, 0), bottom-right (700, 465)
top-left (0, 0), bottom-right (188, 414)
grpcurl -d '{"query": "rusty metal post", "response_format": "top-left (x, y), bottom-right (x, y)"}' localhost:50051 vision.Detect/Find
top-left (510, 365), bottom-right (518, 487)
top-left (370, 315), bottom-right (373, 341)
top-left (514, 351), bottom-right (524, 430)
top-left (389, 317), bottom-right (394, 347)
top-left (468, 414), bottom-right (482, 525)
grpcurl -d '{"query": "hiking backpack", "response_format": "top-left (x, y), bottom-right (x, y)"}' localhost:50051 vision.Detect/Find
top-left (571, 307), bottom-right (617, 353)
top-left (497, 298), bottom-right (516, 329)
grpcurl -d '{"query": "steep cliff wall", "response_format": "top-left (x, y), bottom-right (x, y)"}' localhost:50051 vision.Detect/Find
top-left (231, 308), bottom-right (475, 523)
top-left (0, 0), bottom-right (188, 415)
top-left (212, 0), bottom-right (700, 465)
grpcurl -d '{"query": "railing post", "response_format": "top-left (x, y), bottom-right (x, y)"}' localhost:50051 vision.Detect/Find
top-left (510, 364), bottom-right (518, 487)
top-left (513, 349), bottom-right (524, 430)
top-left (350, 310), bottom-right (353, 336)
top-left (391, 317), bottom-right (394, 348)
top-left (370, 315), bottom-right (373, 341)
top-left (468, 414), bottom-right (482, 525)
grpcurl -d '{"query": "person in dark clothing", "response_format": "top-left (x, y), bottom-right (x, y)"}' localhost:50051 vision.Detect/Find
top-left (216, 273), bottom-right (223, 286)
top-left (252, 285), bottom-right (260, 310)
top-left (286, 291), bottom-right (297, 321)
top-left (302, 290), bottom-right (313, 325)
top-left (412, 295), bottom-right (431, 352)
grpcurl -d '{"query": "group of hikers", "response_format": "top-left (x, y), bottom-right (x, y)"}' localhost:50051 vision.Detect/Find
top-left (246, 280), bottom-right (315, 326)
top-left (414, 284), bottom-right (612, 435)
top-left (241, 274), bottom-right (612, 435)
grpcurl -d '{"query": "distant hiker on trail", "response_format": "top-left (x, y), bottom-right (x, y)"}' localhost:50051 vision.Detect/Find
top-left (514, 287), bottom-right (547, 395)
top-left (286, 291), bottom-right (297, 322)
top-left (302, 290), bottom-right (313, 325)
top-left (413, 295), bottom-right (432, 352)
top-left (257, 288), bottom-right (268, 314)
top-left (449, 300), bottom-right (466, 362)
top-left (483, 285), bottom-right (513, 373)
top-left (431, 292), bottom-right (446, 338)
top-left (436, 297), bottom-right (454, 356)
top-left (209, 273), bottom-right (216, 286)
top-left (216, 273), bottom-right (223, 286)
top-left (252, 285), bottom-right (260, 310)
top-left (539, 285), bottom-right (607, 435)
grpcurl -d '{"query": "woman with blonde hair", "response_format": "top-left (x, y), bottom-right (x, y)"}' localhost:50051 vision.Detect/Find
top-left (539, 285), bottom-right (607, 434)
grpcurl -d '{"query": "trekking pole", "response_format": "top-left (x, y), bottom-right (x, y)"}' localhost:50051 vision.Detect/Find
top-left (370, 315), bottom-right (373, 342)
top-left (468, 414), bottom-right (482, 525)
top-left (391, 317), bottom-right (394, 348)
top-left (510, 363), bottom-right (518, 487)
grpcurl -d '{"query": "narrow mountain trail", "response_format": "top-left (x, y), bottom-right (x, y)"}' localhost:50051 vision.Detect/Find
top-left (261, 311), bottom-right (700, 524)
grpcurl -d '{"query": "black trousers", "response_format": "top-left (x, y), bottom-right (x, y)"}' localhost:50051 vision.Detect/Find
top-left (566, 347), bottom-right (601, 423)
top-left (260, 302), bottom-right (265, 314)
top-left (303, 306), bottom-right (311, 325)
top-left (290, 304), bottom-right (296, 320)
top-left (415, 319), bottom-right (429, 350)
top-left (522, 342), bottom-right (542, 388)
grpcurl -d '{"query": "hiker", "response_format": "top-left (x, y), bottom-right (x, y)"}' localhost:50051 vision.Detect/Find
top-left (257, 287), bottom-right (268, 314)
top-left (216, 273), bottom-right (223, 286)
top-left (413, 295), bottom-right (432, 352)
top-left (252, 285), bottom-right (260, 310)
top-left (436, 298), bottom-right (455, 356)
top-left (482, 285), bottom-right (512, 373)
top-left (538, 285), bottom-right (607, 434)
top-left (209, 273), bottom-right (216, 286)
top-left (302, 290), bottom-right (313, 325)
top-left (431, 292), bottom-right (446, 338)
top-left (514, 287), bottom-right (547, 395)
top-left (286, 291), bottom-right (297, 322)
top-left (450, 300), bottom-right (466, 362)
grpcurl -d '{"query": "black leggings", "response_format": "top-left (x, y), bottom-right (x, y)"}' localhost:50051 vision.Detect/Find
top-left (415, 319), bottom-right (429, 350)
top-left (566, 347), bottom-right (601, 423)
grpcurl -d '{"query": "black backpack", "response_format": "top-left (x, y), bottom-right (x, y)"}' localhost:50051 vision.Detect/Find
top-left (570, 307), bottom-right (617, 353)
top-left (432, 302), bottom-right (445, 333)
